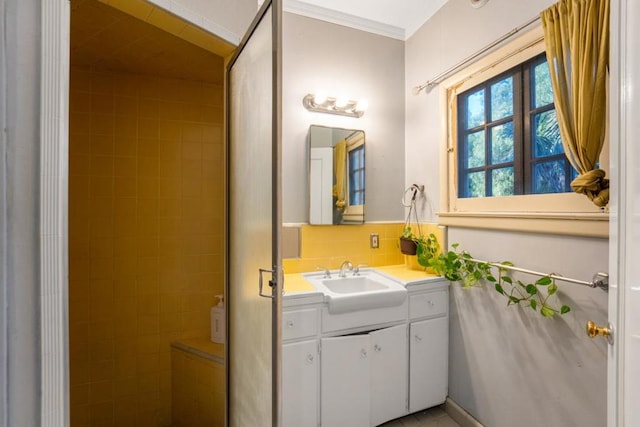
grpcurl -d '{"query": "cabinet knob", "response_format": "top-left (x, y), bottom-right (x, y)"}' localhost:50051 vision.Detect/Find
top-left (414, 335), bottom-right (423, 342)
top-left (306, 353), bottom-right (314, 364)
top-left (428, 300), bottom-right (435, 306)
top-left (287, 320), bottom-right (294, 328)
top-left (360, 348), bottom-right (367, 358)
top-left (373, 344), bottom-right (382, 352)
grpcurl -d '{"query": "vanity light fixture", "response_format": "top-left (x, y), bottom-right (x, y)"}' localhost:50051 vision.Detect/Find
top-left (303, 93), bottom-right (367, 118)
top-left (470, 0), bottom-right (490, 8)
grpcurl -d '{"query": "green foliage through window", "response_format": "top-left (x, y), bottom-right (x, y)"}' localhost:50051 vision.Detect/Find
top-left (457, 53), bottom-right (576, 198)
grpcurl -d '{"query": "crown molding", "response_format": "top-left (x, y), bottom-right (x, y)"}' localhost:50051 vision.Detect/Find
top-left (284, 0), bottom-right (406, 40)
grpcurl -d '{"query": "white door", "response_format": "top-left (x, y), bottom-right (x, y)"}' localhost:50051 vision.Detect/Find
top-left (409, 317), bottom-right (448, 412)
top-left (609, 1), bottom-right (640, 426)
top-left (227, 2), bottom-right (283, 426)
top-left (282, 340), bottom-right (319, 427)
top-left (370, 325), bottom-right (408, 426)
top-left (309, 147), bottom-right (333, 224)
top-left (321, 335), bottom-right (370, 427)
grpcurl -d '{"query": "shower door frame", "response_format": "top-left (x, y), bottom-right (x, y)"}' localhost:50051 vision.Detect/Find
top-left (224, 0), bottom-right (283, 425)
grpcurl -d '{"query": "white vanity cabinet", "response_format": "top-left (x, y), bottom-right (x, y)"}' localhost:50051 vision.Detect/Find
top-left (407, 288), bottom-right (449, 412)
top-left (282, 302), bottom-right (322, 427)
top-left (369, 324), bottom-right (409, 426)
top-left (283, 340), bottom-right (319, 427)
top-left (321, 334), bottom-right (371, 427)
top-left (283, 273), bottom-right (448, 427)
top-left (320, 324), bottom-right (408, 427)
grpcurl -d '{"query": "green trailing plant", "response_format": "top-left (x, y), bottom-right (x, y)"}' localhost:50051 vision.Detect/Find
top-left (400, 227), bottom-right (440, 268)
top-left (428, 243), bottom-right (571, 318)
top-left (415, 233), bottom-right (439, 269)
top-left (400, 226), bottom-right (415, 240)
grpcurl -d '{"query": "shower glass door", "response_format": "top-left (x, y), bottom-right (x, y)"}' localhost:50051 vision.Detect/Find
top-left (227, 2), bottom-right (282, 426)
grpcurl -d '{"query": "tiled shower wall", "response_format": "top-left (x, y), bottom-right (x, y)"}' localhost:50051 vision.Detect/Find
top-left (68, 67), bottom-right (224, 426)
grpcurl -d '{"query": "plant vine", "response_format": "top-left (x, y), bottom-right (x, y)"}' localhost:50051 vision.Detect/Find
top-left (427, 243), bottom-right (571, 318)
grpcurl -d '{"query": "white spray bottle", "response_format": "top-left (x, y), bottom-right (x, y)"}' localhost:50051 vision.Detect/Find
top-left (211, 294), bottom-right (225, 344)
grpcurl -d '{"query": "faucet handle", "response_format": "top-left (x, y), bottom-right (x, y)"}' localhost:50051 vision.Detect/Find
top-left (353, 264), bottom-right (368, 276)
top-left (317, 266), bottom-right (331, 278)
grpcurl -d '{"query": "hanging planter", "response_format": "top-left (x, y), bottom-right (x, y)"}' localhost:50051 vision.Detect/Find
top-left (399, 184), bottom-right (424, 256)
top-left (399, 184), bottom-right (440, 269)
top-left (399, 236), bottom-right (418, 255)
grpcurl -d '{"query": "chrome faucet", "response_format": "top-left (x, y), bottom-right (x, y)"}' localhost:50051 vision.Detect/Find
top-left (317, 266), bottom-right (331, 278)
top-left (353, 263), bottom-right (368, 276)
top-left (339, 261), bottom-right (353, 278)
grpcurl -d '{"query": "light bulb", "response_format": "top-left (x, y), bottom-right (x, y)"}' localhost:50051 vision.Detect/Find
top-left (335, 97), bottom-right (349, 108)
top-left (355, 99), bottom-right (368, 112)
top-left (313, 93), bottom-right (327, 105)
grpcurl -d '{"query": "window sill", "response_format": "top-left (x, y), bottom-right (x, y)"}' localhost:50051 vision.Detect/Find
top-left (438, 211), bottom-right (609, 238)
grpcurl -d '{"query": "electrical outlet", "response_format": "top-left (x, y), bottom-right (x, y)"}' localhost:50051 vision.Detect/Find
top-left (370, 233), bottom-right (379, 249)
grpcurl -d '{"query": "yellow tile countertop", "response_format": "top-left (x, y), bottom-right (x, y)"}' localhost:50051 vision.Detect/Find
top-left (375, 265), bottom-right (442, 285)
top-left (283, 273), bottom-right (318, 294)
top-left (284, 265), bottom-right (444, 295)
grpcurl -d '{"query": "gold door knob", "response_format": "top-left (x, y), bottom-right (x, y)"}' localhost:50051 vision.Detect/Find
top-left (586, 320), bottom-right (612, 343)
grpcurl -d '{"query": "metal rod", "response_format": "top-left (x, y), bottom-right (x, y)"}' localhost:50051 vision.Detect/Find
top-left (413, 15), bottom-right (541, 94)
top-left (467, 258), bottom-right (609, 290)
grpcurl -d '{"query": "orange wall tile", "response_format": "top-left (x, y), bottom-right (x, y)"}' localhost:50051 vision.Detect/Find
top-left (171, 343), bottom-right (224, 427)
top-left (69, 66), bottom-right (224, 427)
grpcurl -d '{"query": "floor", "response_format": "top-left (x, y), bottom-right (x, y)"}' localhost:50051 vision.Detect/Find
top-left (380, 405), bottom-right (462, 427)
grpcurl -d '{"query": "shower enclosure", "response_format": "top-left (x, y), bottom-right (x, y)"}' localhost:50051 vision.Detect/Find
top-left (226, 1), bottom-right (283, 426)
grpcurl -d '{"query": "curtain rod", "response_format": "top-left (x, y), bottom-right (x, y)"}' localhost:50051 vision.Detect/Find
top-left (413, 14), bottom-right (541, 95)
top-left (467, 258), bottom-right (609, 291)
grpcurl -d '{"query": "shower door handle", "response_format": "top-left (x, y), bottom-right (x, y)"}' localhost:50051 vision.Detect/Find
top-left (258, 268), bottom-right (276, 299)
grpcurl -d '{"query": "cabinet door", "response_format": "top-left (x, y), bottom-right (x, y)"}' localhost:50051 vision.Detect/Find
top-left (321, 335), bottom-right (370, 427)
top-left (283, 340), bottom-right (319, 427)
top-left (409, 317), bottom-right (448, 412)
top-left (370, 324), bottom-right (408, 426)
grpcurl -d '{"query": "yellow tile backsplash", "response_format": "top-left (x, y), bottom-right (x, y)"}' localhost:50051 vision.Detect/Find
top-left (69, 66), bottom-right (224, 427)
top-left (283, 223), bottom-right (444, 274)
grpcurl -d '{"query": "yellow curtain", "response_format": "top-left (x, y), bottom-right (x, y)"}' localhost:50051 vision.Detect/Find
top-left (333, 139), bottom-right (347, 211)
top-left (541, 0), bottom-right (610, 207)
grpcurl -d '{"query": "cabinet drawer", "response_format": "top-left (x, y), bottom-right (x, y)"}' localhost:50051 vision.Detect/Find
top-left (409, 291), bottom-right (448, 319)
top-left (283, 309), bottom-right (318, 341)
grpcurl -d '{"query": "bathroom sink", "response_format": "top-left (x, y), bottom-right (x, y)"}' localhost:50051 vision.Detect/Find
top-left (303, 269), bottom-right (407, 314)
top-left (322, 277), bottom-right (387, 294)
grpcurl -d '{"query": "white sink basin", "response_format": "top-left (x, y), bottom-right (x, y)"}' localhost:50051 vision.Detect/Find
top-left (303, 269), bottom-right (407, 314)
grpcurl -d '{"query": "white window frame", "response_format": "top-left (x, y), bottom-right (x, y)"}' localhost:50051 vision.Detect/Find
top-left (438, 26), bottom-right (609, 237)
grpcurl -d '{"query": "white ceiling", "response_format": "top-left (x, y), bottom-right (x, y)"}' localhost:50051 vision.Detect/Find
top-left (286, 0), bottom-right (450, 40)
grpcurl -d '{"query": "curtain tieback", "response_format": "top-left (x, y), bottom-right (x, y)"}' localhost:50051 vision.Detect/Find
top-left (570, 169), bottom-right (610, 207)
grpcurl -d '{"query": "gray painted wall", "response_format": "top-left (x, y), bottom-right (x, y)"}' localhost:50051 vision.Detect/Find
top-left (447, 228), bottom-right (608, 427)
top-left (1, 0), bottom-right (41, 425)
top-left (282, 12), bottom-right (406, 223)
top-left (405, 1), bottom-right (609, 426)
top-left (405, 0), bottom-right (558, 221)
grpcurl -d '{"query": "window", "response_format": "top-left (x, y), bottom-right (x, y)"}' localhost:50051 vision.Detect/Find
top-left (348, 145), bottom-right (365, 205)
top-left (440, 28), bottom-right (607, 237)
top-left (458, 53), bottom-right (576, 199)
top-left (341, 130), bottom-right (365, 223)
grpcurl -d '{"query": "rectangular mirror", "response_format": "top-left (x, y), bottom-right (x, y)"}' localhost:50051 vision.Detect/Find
top-left (309, 125), bottom-right (365, 224)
